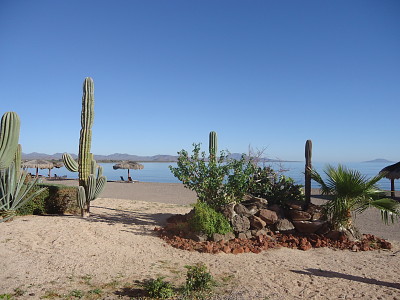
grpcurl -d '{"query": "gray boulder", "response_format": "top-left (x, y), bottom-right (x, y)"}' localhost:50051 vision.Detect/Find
top-left (275, 218), bottom-right (295, 232)
top-left (231, 215), bottom-right (250, 233)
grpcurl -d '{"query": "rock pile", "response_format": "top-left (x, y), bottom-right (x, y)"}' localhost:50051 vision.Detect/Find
top-left (219, 196), bottom-right (329, 241)
top-left (158, 196), bottom-right (392, 253)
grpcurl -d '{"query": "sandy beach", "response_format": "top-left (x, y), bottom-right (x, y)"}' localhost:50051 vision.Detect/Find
top-left (1, 180), bottom-right (399, 299)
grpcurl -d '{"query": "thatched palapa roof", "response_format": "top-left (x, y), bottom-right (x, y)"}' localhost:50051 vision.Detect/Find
top-left (22, 159), bottom-right (54, 170)
top-left (379, 162), bottom-right (400, 180)
top-left (113, 161), bottom-right (144, 171)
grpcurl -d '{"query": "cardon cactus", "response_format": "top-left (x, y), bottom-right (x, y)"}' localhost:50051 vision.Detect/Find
top-left (62, 77), bottom-right (106, 218)
top-left (304, 139), bottom-right (312, 208)
top-left (0, 112), bottom-right (46, 222)
top-left (0, 112), bottom-right (20, 170)
top-left (209, 131), bottom-right (217, 163)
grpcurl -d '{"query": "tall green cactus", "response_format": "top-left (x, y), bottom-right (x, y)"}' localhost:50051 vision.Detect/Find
top-left (0, 112), bottom-right (20, 170)
top-left (304, 139), bottom-right (312, 208)
top-left (0, 112), bottom-right (46, 222)
top-left (209, 131), bottom-right (218, 163)
top-left (62, 77), bottom-right (106, 218)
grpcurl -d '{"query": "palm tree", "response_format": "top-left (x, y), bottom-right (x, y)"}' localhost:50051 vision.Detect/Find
top-left (310, 165), bottom-right (399, 236)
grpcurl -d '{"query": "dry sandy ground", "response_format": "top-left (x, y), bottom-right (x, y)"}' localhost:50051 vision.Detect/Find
top-left (1, 181), bottom-right (400, 299)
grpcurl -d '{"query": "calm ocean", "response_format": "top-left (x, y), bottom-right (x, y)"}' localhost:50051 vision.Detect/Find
top-left (27, 161), bottom-right (395, 191)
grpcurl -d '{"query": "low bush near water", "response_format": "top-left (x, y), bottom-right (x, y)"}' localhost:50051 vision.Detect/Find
top-left (248, 166), bottom-right (304, 205)
top-left (17, 183), bottom-right (79, 216)
top-left (169, 143), bottom-right (256, 210)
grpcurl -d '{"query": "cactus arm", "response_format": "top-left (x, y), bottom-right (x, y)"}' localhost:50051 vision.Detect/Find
top-left (86, 175), bottom-right (96, 201)
top-left (209, 131), bottom-right (218, 163)
top-left (62, 153), bottom-right (79, 172)
top-left (14, 144), bottom-right (21, 179)
top-left (94, 176), bottom-right (106, 198)
top-left (77, 186), bottom-right (86, 210)
top-left (97, 165), bottom-right (103, 177)
top-left (0, 112), bottom-right (20, 169)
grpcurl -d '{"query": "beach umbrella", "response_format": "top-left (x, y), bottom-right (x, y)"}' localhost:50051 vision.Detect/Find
top-left (113, 161), bottom-right (144, 181)
top-left (50, 161), bottom-right (64, 177)
top-left (22, 159), bottom-right (54, 177)
top-left (379, 161), bottom-right (400, 199)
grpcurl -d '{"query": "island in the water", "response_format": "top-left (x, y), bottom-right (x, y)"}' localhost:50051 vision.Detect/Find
top-left (363, 158), bottom-right (394, 163)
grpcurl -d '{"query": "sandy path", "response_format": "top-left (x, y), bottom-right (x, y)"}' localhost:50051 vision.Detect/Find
top-left (1, 181), bottom-right (399, 299)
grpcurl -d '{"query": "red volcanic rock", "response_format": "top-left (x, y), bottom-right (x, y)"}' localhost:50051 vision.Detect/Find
top-left (222, 246), bottom-right (231, 253)
top-left (299, 238), bottom-right (312, 251)
top-left (156, 215), bottom-right (392, 254)
top-left (232, 247), bottom-right (244, 255)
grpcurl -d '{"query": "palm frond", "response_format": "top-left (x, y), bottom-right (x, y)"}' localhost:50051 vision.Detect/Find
top-left (369, 198), bottom-right (400, 224)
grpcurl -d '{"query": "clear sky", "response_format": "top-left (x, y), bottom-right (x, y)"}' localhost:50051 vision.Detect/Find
top-left (0, 0), bottom-right (399, 162)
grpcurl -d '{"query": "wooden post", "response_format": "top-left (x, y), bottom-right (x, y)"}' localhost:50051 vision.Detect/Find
top-left (391, 179), bottom-right (395, 199)
top-left (305, 140), bottom-right (312, 208)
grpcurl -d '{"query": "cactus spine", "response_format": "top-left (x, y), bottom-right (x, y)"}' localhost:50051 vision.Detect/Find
top-left (62, 77), bottom-right (106, 218)
top-left (0, 112), bottom-right (20, 169)
top-left (305, 139), bottom-right (312, 208)
top-left (209, 131), bottom-right (217, 163)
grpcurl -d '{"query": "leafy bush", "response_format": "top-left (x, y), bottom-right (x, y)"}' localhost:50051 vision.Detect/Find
top-left (144, 277), bottom-right (175, 299)
top-left (248, 166), bottom-right (304, 205)
top-left (17, 183), bottom-right (79, 216)
top-left (184, 263), bottom-right (215, 292)
top-left (189, 202), bottom-right (232, 237)
top-left (169, 143), bottom-right (256, 209)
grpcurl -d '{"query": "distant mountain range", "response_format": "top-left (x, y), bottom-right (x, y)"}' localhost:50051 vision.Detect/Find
top-left (362, 158), bottom-right (394, 163)
top-left (21, 152), bottom-right (179, 162)
top-left (21, 152), bottom-right (291, 162)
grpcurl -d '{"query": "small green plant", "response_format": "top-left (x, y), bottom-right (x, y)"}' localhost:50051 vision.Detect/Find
top-left (189, 202), bottom-right (232, 237)
top-left (184, 263), bottom-right (215, 292)
top-left (0, 294), bottom-right (13, 300)
top-left (87, 288), bottom-right (102, 295)
top-left (68, 289), bottom-right (84, 298)
top-left (143, 277), bottom-right (175, 299)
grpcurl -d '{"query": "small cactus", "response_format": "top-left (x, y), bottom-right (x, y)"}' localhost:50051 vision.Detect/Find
top-left (62, 78), bottom-right (106, 218)
top-left (305, 139), bottom-right (312, 208)
top-left (209, 131), bottom-right (217, 163)
top-left (0, 112), bottom-right (20, 170)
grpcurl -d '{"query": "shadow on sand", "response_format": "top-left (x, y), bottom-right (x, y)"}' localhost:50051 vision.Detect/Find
top-left (79, 205), bottom-right (176, 235)
top-left (291, 268), bottom-right (400, 290)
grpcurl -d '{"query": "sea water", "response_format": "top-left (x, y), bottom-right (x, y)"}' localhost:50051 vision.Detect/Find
top-left (26, 161), bottom-right (395, 191)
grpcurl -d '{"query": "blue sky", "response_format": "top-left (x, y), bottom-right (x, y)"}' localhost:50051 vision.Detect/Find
top-left (0, 0), bottom-right (399, 162)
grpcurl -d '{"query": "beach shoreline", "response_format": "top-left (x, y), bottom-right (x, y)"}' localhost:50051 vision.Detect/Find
top-left (1, 181), bottom-right (399, 299)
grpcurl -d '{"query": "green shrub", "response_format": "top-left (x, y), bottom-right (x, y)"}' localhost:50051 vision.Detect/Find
top-left (184, 263), bottom-right (215, 292)
top-left (17, 183), bottom-right (79, 216)
top-left (248, 166), bottom-right (304, 205)
top-left (169, 143), bottom-right (256, 210)
top-left (189, 202), bottom-right (232, 237)
top-left (144, 277), bottom-right (175, 299)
